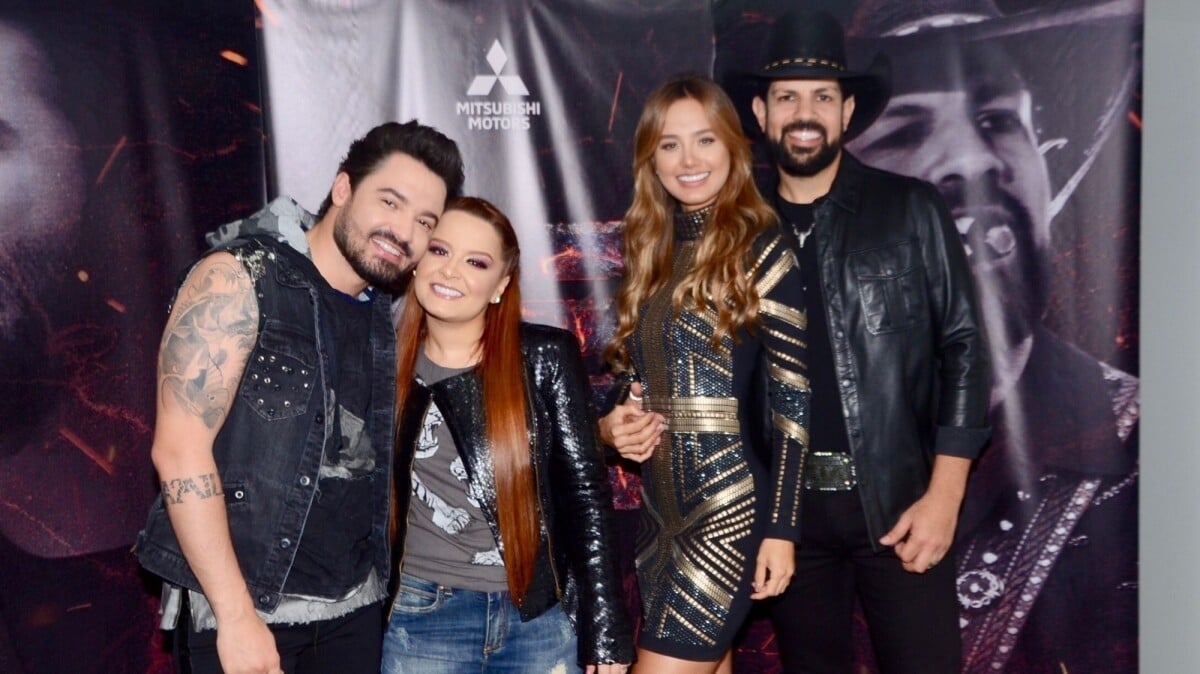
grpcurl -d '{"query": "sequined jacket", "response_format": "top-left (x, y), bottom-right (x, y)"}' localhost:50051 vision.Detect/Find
top-left (774, 152), bottom-right (992, 547)
top-left (392, 323), bottom-right (634, 666)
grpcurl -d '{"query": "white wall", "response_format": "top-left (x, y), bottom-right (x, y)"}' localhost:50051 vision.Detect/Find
top-left (1140, 0), bottom-right (1200, 669)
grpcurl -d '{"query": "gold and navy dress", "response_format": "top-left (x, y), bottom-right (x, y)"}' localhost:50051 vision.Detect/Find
top-left (627, 207), bottom-right (811, 660)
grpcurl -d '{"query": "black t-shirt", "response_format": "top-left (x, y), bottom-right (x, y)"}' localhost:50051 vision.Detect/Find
top-left (777, 198), bottom-right (851, 457)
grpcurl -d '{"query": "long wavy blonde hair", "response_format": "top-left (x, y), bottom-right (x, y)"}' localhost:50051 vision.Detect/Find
top-left (606, 74), bottom-right (778, 372)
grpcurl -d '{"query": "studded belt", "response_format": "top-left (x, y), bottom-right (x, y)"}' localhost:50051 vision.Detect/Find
top-left (803, 451), bottom-right (857, 491)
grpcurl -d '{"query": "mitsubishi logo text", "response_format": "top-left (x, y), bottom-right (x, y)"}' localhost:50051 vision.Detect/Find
top-left (457, 39), bottom-right (542, 131)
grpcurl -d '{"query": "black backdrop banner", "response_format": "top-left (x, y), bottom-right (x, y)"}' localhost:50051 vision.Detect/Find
top-left (0, 1), bottom-right (263, 671)
top-left (262, 1), bottom-right (1140, 672)
top-left (267, 3), bottom-right (1137, 666)
top-left (0, 0), bottom-right (1139, 671)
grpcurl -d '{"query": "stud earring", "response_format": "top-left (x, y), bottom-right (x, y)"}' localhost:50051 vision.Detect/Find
top-left (490, 295), bottom-right (502, 304)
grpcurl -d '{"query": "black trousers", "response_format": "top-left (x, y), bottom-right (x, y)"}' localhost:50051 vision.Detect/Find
top-left (769, 489), bottom-right (961, 674)
top-left (176, 601), bottom-right (384, 674)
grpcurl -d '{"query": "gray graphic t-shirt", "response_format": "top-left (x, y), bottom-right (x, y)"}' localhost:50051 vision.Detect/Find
top-left (401, 351), bottom-right (507, 591)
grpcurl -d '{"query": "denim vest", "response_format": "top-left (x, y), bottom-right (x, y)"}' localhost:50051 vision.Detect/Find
top-left (136, 233), bottom-right (396, 613)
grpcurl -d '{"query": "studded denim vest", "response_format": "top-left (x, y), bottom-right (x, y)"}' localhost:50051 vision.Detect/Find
top-left (136, 232), bottom-right (396, 613)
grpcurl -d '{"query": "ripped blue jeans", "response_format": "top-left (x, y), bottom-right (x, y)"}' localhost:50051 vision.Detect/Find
top-left (382, 574), bottom-right (579, 674)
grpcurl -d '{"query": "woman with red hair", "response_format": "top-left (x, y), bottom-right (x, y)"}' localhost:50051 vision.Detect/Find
top-left (384, 196), bottom-right (632, 673)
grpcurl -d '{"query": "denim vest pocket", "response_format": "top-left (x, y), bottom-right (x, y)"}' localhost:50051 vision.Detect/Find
top-left (223, 480), bottom-right (250, 510)
top-left (849, 241), bottom-right (926, 335)
top-left (240, 319), bottom-right (318, 420)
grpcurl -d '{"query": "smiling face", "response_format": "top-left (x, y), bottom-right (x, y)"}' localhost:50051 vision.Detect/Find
top-left (652, 97), bottom-right (732, 212)
top-left (331, 151), bottom-right (448, 288)
top-left (847, 50), bottom-right (1050, 349)
top-left (753, 78), bottom-right (855, 179)
top-left (412, 208), bottom-right (512, 332)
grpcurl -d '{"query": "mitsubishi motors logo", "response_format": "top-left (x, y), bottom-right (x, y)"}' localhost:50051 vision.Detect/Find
top-left (467, 40), bottom-right (529, 96)
top-left (456, 39), bottom-right (541, 131)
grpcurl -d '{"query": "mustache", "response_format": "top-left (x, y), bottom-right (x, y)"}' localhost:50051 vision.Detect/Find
top-left (941, 176), bottom-right (1034, 232)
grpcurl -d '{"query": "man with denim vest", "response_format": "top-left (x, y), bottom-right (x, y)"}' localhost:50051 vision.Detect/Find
top-left (745, 10), bottom-right (991, 673)
top-left (136, 121), bottom-right (463, 674)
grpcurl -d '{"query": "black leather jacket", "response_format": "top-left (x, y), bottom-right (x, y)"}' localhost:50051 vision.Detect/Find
top-left (773, 153), bottom-right (991, 547)
top-left (392, 323), bottom-right (633, 666)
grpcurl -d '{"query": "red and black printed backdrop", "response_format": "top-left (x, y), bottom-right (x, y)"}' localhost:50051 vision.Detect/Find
top-left (1, 0), bottom-right (1139, 671)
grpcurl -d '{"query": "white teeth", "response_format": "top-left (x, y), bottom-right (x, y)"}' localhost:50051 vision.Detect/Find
top-left (792, 130), bottom-right (821, 141)
top-left (955, 216), bottom-right (975, 236)
top-left (678, 172), bottom-right (709, 184)
top-left (431, 283), bottom-right (463, 299)
top-left (953, 216), bottom-right (1015, 259)
top-left (374, 237), bottom-right (401, 256)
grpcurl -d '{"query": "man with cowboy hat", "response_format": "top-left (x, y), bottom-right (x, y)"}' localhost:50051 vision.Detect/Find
top-left (843, 1), bottom-right (1141, 671)
top-left (745, 8), bottom-right (991, 673)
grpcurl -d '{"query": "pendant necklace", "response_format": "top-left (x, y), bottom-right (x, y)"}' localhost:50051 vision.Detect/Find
top-left (794, 221), bottom-right (815, 248)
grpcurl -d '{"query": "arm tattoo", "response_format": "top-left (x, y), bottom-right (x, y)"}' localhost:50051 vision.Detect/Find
top-left (161, 472), bottom-right (225, 505)
top-left (158, 259), bottom-right (259, 429)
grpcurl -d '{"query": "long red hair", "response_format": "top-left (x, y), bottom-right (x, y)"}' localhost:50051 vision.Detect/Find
top-left (393, 196), bottom-right (539, 602)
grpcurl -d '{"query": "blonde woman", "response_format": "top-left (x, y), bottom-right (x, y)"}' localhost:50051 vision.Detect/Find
top-left (600, 75), bottom-right (811, 673)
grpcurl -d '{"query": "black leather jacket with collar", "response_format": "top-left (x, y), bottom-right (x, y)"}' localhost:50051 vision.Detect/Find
top-left (771, 152), bottom-right (992, 547)
top-left (392, 323), bottom-right (633, 666)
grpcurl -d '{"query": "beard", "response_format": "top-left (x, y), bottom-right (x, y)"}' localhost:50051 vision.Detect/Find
top-left (767, 121), bottom-right (842, 177)
top-left (332, 207), bottom-right (414, 290)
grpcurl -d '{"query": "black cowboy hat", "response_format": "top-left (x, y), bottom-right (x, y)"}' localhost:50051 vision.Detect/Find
top-left (844, 0), bottom-right (1142, 218)
top-left (847, 0), bottom-right (1139, 47)
top-left (748, 9), bottom-right (891, 141)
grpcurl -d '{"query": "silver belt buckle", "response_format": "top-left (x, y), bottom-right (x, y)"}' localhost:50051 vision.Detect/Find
top-left (803, 451), bottom-right (857, 491)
